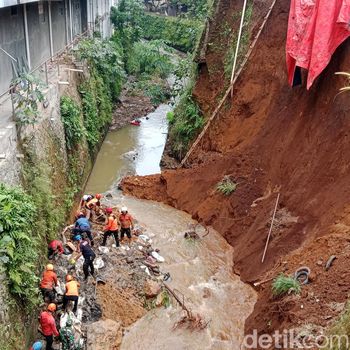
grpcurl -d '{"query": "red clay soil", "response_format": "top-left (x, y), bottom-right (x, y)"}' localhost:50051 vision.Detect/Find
top-left (122, 0), bottom-right (350, 344)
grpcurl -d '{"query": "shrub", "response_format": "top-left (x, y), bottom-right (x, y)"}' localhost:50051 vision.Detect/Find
top-left (216, 177), bottom-right (237, 196)
top-left (0, 184), bottom-right (39, 308)
top-left (60, 96), bottom-right (86, 150)
top-left (126, 40), bottom-right (174, 78)
top-left (272, 274), bottom-right (301, 296)
top-left (167, 85), bottom-right (204, 159)
top-left (140, 13), bottom-right (203, 52)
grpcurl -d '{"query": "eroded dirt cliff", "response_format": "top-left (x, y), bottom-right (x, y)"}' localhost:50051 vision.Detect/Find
top-left (121, 0), bottom-right (350, 340)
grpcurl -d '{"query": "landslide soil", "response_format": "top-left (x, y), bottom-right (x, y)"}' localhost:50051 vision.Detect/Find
top-left (121, 0), bottom-right (350, 343)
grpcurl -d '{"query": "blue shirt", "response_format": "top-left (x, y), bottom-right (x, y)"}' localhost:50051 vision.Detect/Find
top-left (75, 217), bottom-right (90, 230)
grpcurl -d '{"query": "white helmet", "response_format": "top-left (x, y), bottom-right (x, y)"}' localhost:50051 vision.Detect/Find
top-left (121, 206), bottom-right (128, 213)
top-left (82, 195), bottom-right (89, 201)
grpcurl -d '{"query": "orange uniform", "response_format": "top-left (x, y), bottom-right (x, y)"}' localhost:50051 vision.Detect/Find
top-left (40, 270), bottom-right (58, 290)
top-left (104, 215), bottom-right (119, 231)
top-left (65, 280), bottom-right (80, 296)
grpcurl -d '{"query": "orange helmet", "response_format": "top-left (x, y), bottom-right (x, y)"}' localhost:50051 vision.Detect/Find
top-left (95, 194), bottom-right (102, 200)
top-left (106, 207), bottom-right (113, 214)
top-left (66, 274), bottom-right (73, 282)
top-left (47, 303), bottom-right (57, 312)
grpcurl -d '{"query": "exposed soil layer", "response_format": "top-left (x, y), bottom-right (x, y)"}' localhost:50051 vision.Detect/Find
top-left (121, 0), bottom-right (350, 343)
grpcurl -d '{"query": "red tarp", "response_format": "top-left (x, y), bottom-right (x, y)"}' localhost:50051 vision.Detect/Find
top-left (286, 0), bottom-right (350, 89)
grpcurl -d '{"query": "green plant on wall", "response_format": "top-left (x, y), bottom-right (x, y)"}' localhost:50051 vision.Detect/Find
top-left (11, 73), bottom-right (44, 131)
top-left (0, 184), bottom-right (39, 308)
top-left (60, 96), bottom-right (86, 150)
top-left (167, 84), bottom-right (204, 159)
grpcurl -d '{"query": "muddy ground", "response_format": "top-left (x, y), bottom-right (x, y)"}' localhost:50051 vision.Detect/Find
top-left (110, 78), bottom-right (156, 131)
top-left (120, 0), bottom-right (350, 344)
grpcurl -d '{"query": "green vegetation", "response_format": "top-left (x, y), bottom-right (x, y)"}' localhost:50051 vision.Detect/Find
top-left (167, 84), bottom-right (204, 159)
top-left (323, 302), bottom-right (350, 349)
top-left (216, 177), bottom-right (237, 196)
top-left (272, 274), bottom-right (301, 297)
top-left (127, 40), bottom-right (174, 78)
top-left (110, 0), bottom-right (145, 63)
top-left (140, 14), bottom-right (203, 52)
top-left (60, 96), bottom-right (86, 150)
top-left (75, 38), bottom-right (125, 150)
top-left (0, 184), bottom-right (39, 308)
top-left (11, 73), bottom-right (44, 132)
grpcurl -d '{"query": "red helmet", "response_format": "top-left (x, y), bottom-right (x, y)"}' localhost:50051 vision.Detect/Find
top-left (106, 207), bottom-right (113, 214)
top-left (95, 194), bottom-right (102, 200)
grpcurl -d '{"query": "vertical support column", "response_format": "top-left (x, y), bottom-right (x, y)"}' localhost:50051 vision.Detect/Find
top-left (69, 0), bottom-right (73, 41)
top-left (65, 0), bottom-right (69, 44)
top-left (48, 0), bottom-right (54, 58)
top-left (23, 4), bottom-right (31, 69)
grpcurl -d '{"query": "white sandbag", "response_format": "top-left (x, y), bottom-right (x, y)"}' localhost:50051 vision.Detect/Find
top-left (151, 251), bottom-right (165, 263)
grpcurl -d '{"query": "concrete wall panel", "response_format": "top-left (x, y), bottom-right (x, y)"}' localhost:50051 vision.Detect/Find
top-left (0, 5), bottom-right (26, 94)
top-left (27, 1), bottom-right (50, 68)
top-left (51, 0), bottom-right (67, 53)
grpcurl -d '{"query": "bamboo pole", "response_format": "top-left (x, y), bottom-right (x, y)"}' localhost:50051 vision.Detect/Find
top-left (261, 193), bottom-right (280, 263)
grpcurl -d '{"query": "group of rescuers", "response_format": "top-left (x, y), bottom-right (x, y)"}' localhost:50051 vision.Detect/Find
top-left (30, 193), bottom-right (134, 350)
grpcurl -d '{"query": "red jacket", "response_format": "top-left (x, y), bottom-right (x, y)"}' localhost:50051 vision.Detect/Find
top-left (40, 311), bottom-right (59, 337)
top-left (48, 240), bottom-right (64, 254)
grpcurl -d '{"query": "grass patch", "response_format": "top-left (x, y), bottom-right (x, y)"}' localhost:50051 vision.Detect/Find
top-left (272, 274), bottom-right (301, 297)
top-left (216, 176), bottom-right (237, 196)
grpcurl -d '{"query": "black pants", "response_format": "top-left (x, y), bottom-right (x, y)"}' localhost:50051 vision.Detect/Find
top-left (73, 228), bottom-right (94, 246)
top-left (45, 335), bottom-right (53, 350)
top-left (48, 248), bottom-right (57, 260)
top-left (83, 255), bottom-right (95, 280)
top-left (102, 230), bottom-right (119, 246)
top-left (120, 227), bottom-right (131, 239)
top-left (41, 288), bottom-right (55, 303)
top-left (63, 294), bottom-right (79, 313)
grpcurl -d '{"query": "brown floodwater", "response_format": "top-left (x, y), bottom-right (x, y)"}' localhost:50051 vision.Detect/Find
top-left (85, 103), bottom-right (170, 194)
top-left (85, 102), bottom-right (257, 349)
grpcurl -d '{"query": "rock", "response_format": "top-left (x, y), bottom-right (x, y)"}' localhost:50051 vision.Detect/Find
top-left (126, 257), bottom-right (134, 264)
top-left (86, 319), bottom-right (122, 350)
top-left (144, 280), bottom-right (161, 298)
top-left (155, 292), bottom-right (165, 307)
top-left (316, 260), bottom-right (323, 266)
top-left (308, 271), bottom-right (317, 282)
top-left (105, 193), bottom-right (113, 198)
top-left (202, 287), bottom-right (211, 299)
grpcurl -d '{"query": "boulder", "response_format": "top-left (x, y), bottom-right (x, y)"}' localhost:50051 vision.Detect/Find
top-left (144, 280), bottom-right (161, 298)
top-left (86, 319), bottom-right (122, 350)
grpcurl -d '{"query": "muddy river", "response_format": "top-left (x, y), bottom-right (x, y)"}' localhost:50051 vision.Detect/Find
top-left (84, 104), bottom-right (257, 349)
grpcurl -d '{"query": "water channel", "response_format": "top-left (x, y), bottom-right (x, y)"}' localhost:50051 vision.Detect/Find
top-left (84, 102), bottom-right (257, 349)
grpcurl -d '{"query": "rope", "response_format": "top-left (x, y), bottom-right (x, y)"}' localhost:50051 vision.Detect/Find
top-left (179, 0), bottom-right (278, 168)
top-left (230, 0), bottom-right (248, 98)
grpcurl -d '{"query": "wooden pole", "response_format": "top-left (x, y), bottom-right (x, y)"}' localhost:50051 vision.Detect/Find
top-left (261, 193), bottom-right (280, 263)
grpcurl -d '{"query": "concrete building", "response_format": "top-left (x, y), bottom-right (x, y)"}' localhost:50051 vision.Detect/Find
top-left (0, 0), bottom-right (116, 95)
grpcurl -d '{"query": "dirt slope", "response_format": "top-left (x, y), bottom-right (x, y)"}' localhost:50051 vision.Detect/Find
top-left (122, 0), bottom-right (350, 340)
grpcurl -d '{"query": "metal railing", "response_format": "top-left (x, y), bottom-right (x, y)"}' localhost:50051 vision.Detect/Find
top-left (0, 11), bottom-right (112, 118)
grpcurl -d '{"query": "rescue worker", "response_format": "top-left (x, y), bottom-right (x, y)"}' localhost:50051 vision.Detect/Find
top-left (60, 318), bottom-right (79, 350)
top-left (102, 207), bottom-right (120, 247)
top-left (48, 239), bottom-right (64, 259)
top-left (39, 303), bottom-right (59, 350)
top-left (63, 275), bottom-right (80, 313)
top-left (85, 194), bottom-right (102, 220)
top-left (76, 237), bottom-right (95, 281)
top-left (40, 264), bottom-right (58, 303)
top-left (29, 341), bottom-right (43, 350)
top-left (119, 207), bottom-right (134, 241)
top-left (80, 194), bottom-right (93, 209)
top-left (73, 212), bottom-right (93, 245)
